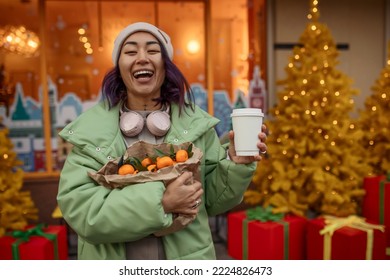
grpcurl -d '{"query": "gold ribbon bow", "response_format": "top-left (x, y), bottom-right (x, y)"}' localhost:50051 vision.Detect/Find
top-left (320, 215), bottom-right (385, 260)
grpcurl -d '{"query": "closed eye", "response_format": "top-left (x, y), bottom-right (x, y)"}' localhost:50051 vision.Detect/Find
top-left (125, 51), bottom-right (137, 55)
top-left (148, 50), bottom-right (160, 54)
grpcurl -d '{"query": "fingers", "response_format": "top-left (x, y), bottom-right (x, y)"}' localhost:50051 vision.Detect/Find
top-left (162, 174), bottom-right (203, 215)
top-left (177, 171), bottom-right (193, 185)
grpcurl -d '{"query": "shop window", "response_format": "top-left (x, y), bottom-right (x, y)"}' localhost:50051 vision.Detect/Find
top-left (0, 0), bottom-right (266, 175)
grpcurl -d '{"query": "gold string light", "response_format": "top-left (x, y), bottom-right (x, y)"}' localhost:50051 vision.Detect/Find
top-left (78, 27), bottom-right (93, 54)
top-left (0, 25), bottom-right (40, 57)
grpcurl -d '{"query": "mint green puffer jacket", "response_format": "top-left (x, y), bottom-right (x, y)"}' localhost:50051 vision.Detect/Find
top-left (57, 101), bottom-right (256, 259)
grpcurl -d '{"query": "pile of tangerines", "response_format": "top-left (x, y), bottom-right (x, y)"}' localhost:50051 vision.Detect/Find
top-left (118, 144), bottom-right (193, 175)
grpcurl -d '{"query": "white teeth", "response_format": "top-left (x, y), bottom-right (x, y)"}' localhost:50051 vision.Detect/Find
top-left (134, 70), bottom-right (153, 78)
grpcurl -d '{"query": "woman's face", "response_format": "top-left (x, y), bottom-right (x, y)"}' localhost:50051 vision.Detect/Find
top-left (118, 31), bottom-right (165, 101)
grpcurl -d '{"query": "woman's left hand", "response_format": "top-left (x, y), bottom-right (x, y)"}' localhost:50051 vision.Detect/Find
top-left (228, 124), bottom-right (267, 164)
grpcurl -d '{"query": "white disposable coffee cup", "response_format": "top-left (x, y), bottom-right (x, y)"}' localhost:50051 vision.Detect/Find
top-left (230, 108), bottom-right (264, 156)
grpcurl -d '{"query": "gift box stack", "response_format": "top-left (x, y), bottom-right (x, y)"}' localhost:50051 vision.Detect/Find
top-left (227, 206), bottom-right (307, 260)
top-left (362, 174), bottom-right (390, 259)
top-left (0, 224), bottom-right (68, 260)
top-left (306, 215), bottom-right (386, 260)
top-left (228, 204), bottom-right (388, 260)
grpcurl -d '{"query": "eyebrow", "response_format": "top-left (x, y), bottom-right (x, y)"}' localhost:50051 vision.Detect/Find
top-left (124, 41), bottom-right (160, 47)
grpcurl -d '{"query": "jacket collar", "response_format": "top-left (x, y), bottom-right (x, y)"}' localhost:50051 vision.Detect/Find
top-left (59, 101), bottom-right (220, 159)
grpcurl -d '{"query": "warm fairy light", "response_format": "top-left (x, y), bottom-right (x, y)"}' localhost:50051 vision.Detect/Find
top-left (277, 138), bottom-right (282, 143)
top-left (294, 154), bottom-right (299, 159)
top-left (312, 66), bottom-right (318, 71)
top-left (323, 97), bottom-right (328, 102)
top-left (381, 93), bottom-right (387, 98)
top-left (78, 28), bottom-right (86, 35)
top-left (324, 62), bottom-right (329, 67)
top-left (323, 45), bottom-right (328, 50)
top-left (187, 40), bottom-right (200, 54)
top-left (3, 153), bottom-right (8, 159)
top-left (289, 91), bottom-right (295, 96)
top-left (288, 63), bottom-right (293, 68)
top-left (333, 120), bottom-right (338, 125)
top-left (313, 101), bottom-right (319, 106)
top-left (301, 90), bottom-right (306, 95)
top-left (371, 106), bottom-right (377, 111)
top-left (318, 129), bottom-right (322, 133)
top-left (294, 54), bottom-right (300, 60)
top-left (349, 99), bottom-right (354, 104)
top-left (78, 28), bottom-right (93, 54)
top-left (320, 80), bottom-right (325, 85)
top-left (335, 91), bottom-right (340, 96)
top-left (349, 124), bottom-right (355, 129)
top-left (303, 79), bottom-right (308, 84)
top-left (305, 110), bottom-right (310, 114)
top-left (282, 150), bottom-right (287, 155)
top-left (311, 25), bottom-right (317, 31)
top-left (331, 141), bottom-right (335, 146)
top-left (369, 140), bottom-right (374, 145)
top-left (283, 96), bottom-right (288, 100)
top-left (325, 166), bottom-right (330, 171)
top-left (324, 134), bottom-right (329, 140)
top-left (0, 25), bottom-right (40, 56)
top-left (311, 111), bottom-right (316, 116)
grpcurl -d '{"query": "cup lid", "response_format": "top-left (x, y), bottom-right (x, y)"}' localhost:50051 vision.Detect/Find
top-left (231, 108), bottom-right (264, 117)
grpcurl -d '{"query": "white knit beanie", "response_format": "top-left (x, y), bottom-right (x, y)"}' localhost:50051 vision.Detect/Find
top-left (112, 22), bottom-right (173, 66)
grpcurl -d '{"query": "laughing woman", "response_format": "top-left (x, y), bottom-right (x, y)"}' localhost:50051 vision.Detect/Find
top-left (57, 22), bottom-right (267, 260)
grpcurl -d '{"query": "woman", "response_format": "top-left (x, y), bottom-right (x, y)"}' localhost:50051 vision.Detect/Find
top-left (57, 22), bottom-right (267, 260)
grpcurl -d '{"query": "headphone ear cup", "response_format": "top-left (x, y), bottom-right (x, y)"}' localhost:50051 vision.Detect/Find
top-left (146, 111), bottom-right (171, 137)
top-left (120, 111), bottom-right (144, 137)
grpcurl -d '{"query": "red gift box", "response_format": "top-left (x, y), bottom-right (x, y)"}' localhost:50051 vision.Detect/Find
top-left (227, 209), bottom-right (307, 260)
top-left (362, 174), bottom-right (390, 257)
top-left (0, 225), bottom-right (68, 260)
top-left (306, 216), bottom-right (386, 260)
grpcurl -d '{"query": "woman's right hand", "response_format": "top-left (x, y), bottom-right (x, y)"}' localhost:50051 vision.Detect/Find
top-left (162, 171), bottom-right (203, 215)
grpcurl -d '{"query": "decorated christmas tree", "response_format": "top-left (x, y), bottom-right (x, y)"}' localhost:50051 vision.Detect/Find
top-left (0, 117), bottom-right (38, 237)
top-left (245, 0), bottom-right (371, 217)
top-left (357, 42), bottom-right (390, 176)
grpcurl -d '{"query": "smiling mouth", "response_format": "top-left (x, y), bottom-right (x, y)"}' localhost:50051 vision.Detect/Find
top-left (133, 70), bottom-right (154, 79)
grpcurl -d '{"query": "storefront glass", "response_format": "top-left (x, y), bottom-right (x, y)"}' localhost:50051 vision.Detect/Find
top-left (0, 0), bottom-right (264, 174)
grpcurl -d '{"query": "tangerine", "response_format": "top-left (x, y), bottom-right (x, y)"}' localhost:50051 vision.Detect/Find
top-left (141, 157), bottom-right (153, 167)
top-left (156, 156), bottom-right (174, 169)
top-left (118, 164), bottom-right (136, 175)
top-left (175, 149), bottom-right (189, 162)
top-left (147, 164), bottom-right (157, 172)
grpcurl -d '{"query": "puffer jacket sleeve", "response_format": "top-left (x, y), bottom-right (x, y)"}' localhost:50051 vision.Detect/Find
top-left (201, 129), bottom-right (257, 216)
top-left (57, 145), bottom-right (173, 245)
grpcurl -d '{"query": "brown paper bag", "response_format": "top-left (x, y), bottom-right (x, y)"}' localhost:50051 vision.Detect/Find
top-left (88, 141), bottom-right (203, 236)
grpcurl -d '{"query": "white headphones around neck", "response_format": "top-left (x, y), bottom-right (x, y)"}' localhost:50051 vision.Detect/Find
top-left (119, 107), bottom-right (171, 137)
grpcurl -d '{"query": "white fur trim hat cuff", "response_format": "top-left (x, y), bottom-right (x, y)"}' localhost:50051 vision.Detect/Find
top-left (112, 22), bottom-right (173, 66)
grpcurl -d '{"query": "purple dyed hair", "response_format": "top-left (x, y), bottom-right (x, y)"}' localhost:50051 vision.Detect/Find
top-left (102, 41), bottom-right (194, 115)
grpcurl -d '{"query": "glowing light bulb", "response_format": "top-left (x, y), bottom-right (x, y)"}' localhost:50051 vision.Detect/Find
top-left (78, 28), bottom-right (86, 35)
top-left (187, 40), bottom-right (200, 54)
